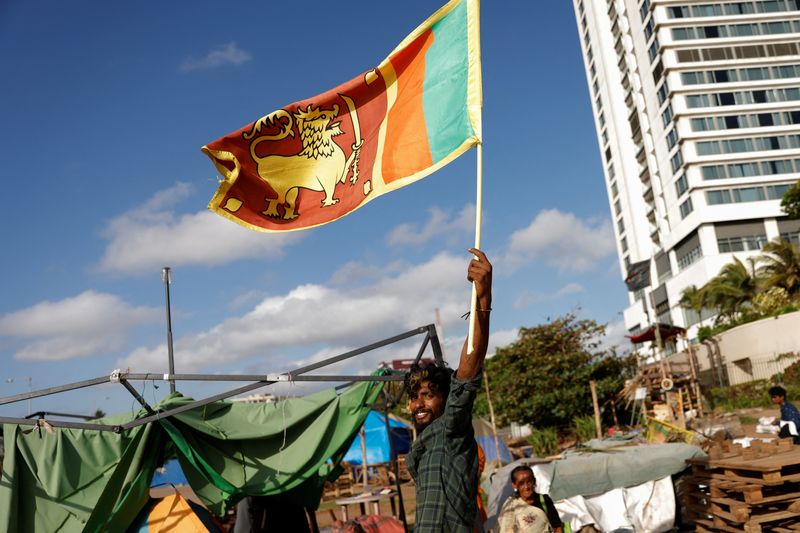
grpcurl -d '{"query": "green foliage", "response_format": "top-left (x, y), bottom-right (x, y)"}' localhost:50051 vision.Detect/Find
top-left (783, 360), bottom-right (800, 386)
top-left (573, 415), bottom-right (597, 444)
top-left (781, 180), bottom-right (800, 219)
top-left (527, 426), bottom-right (559, 457)
top-left (708, 379), bottom-right (800, 411)
top-left (477, 313), bottom-right (637, 429)
top-left (677, 238), bottom-right (800, 339)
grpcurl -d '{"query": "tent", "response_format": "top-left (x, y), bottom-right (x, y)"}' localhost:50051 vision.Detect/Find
top-left (473, 417), bottom-right (512, 464)
top-left (128, 490), bottom-right (221, 533)
top-left (342, 410), bottom-right (412, 465)
top-left (0, 381), bottom-right (381, 532)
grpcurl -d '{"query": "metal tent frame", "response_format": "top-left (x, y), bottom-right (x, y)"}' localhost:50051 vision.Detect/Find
top-left (0, 324), bottom-right (443, 432)
top-left (1, 324), bottom-right (445, 531)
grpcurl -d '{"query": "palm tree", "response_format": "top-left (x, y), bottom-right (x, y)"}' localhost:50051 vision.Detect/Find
top-left (758, 238), bottom-right (800, 297)
top-left (679, 284), bottom-right (709, 325)
top-left (702, 256), bottom-right (761, 320)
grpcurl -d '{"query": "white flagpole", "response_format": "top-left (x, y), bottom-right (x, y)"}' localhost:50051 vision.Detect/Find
top-left (468, 142), bottom-right (483, 354)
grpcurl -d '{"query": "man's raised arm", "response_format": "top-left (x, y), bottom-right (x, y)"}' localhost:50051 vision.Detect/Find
top-left (456, 248), bottom-right (492, 380)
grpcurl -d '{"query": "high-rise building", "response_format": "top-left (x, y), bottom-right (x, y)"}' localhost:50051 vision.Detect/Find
top-left (573, 0), bottom-right (800, 345)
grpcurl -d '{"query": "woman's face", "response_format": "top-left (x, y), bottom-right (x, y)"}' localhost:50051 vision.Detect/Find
top-left (512, 469), bottom-right (536, 501)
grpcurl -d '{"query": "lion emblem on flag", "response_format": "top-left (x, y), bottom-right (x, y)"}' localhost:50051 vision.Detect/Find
top-left (243, 95), bottom-right (364, 220)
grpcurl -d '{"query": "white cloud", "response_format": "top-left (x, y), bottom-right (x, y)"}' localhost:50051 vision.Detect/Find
top-left (599, 318), bottom-right (630, 353)
top-left (180, 42), bottom-right (252, 72)
top-left (0, 291), bottom-right (158, 361)
top-left (513, 282), bottom-right (586, 309)
top-left (505, 209), bottom-right (615, 272)
top-left (386, 204), bottom-right (475, 246)
top-left (97, 183), bottom-right (301, 275)
top-left (118, 252), bottom-right (488, 373)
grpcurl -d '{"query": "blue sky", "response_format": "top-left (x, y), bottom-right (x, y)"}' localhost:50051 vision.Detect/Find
top-left (0, 0), bottom-right (629, 417)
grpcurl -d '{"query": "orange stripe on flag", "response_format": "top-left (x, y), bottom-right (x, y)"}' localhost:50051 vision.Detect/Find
top-left (382, 30), bottom-right (435, 183)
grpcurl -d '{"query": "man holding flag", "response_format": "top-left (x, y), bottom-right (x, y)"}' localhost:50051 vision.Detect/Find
top-left (202, 1), bottom-right (487, 528)
top-left (405, 247), bottom-right (492, 532)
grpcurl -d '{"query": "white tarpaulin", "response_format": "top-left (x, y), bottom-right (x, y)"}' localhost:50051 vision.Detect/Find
top-left (485, 460), bottom-right (676, 532)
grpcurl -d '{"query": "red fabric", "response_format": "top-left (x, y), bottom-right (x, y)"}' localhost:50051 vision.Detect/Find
top-left (332, 515), bottom-right (405, 533)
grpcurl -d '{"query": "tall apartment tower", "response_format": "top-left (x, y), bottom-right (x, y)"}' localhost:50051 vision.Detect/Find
top-left (573, 0), bottom-right (800, 344)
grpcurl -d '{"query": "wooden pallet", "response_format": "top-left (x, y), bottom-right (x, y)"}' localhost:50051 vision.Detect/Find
top-left (688, 448), bottom-right (800, 486)
top-left (682, 443), bottom-right (800, 532)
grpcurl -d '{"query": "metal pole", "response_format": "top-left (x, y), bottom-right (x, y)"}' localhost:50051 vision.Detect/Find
top-left (383, 394), bottom-right (407, 531)
top-left (162, 267), bottom-right (176, 394)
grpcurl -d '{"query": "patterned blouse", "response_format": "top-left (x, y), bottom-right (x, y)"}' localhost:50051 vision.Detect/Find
top-left (497, 496), bottom-right (554, 533)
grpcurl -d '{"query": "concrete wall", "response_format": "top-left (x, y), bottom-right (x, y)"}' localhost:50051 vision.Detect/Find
top-left (692, 311), bottom-right (800, 386)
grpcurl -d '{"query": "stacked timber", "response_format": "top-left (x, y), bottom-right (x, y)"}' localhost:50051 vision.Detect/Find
top-left (682, 439), bottom-right (800, 532)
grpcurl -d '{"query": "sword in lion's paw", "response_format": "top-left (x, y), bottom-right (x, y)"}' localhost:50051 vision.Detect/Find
top-left (339, 94), bottom-right (363, 186)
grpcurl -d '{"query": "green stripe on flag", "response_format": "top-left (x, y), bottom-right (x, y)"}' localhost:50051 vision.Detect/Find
top-left (423, 0), bottom-right (475, 163)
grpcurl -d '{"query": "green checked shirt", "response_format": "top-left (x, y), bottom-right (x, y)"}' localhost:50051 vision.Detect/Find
top-left (407, 373), bottom-right (481, 533)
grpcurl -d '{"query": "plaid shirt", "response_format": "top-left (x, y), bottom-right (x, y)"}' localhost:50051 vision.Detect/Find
top-left (407, 374), bottom-right (481, 532)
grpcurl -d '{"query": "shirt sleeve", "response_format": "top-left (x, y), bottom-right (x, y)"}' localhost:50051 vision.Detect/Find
top-left (444, 372), bottom-right (482, 439)
top-left (784, 402), bottom-right (800, 429)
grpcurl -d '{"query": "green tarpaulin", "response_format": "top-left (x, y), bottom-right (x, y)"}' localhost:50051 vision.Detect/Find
top-left (0, 380), bottom-right (381, 532)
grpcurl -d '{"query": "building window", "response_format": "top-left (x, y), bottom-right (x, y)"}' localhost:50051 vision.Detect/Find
top-left (671, 150), bottom-right (684, 173)
top-left (718, 235), bottom-right (768, 253)
top-left (657, 82), bottom-right (670, 106)
top-left (614, 199), bottom-right (622, 215)
top-left (677, 244), bottom-right (702, 270)
top-left (611, 181), bottom-right (618, 198)
top-left (675, 174), bottom-right (688, 197)
top-left (666, 127), bottom-right (678, 149)
top-left (676, 42), bottom-right (800, 63)
top-left (671, 20), bottom-right (800, 41)
top-left (648, 38), bottom-right (660, 63)
top-left (685, 87), bottom-right (800, 109)
top-left (696, 133), bottom-right (800, 156)
top-left (705, 184), bottom-right (792, 204)
top-left (707, 189), bottom-right (733, 204)
top-left (679, 197), bottom-right (694, 219)
top-left (689, 110), bottom-right (800, 132)
top-left (621, 236), bottom-right (629, 252)
top-left (701, 157), bottom-right (800, 179)
top-left (662, 105), bottom-right (674, 127)
top-left (617, 217), bottom-right (625, 233)
top-left (668, 1), bottom-right (800, 19)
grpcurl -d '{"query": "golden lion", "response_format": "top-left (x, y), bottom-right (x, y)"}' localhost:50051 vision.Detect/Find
top-left (245, 103), bottom-right (362, 220)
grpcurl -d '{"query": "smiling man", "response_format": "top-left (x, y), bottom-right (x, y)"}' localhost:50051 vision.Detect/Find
top-left (404, 248), bottom-right (492, 532)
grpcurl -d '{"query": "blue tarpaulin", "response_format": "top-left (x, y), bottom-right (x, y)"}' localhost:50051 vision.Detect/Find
top-left (343, 411), bottom-right (411, 465)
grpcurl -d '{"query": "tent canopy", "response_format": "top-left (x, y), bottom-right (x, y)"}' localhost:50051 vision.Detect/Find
top-left (0, 380), bottom-right (381, 533)
top-left (473, 417), bottom-right (512, 464)
top-left (343, 410), bottom-right (411, 465)
top-left (627, 323), bottom-right (685, 344)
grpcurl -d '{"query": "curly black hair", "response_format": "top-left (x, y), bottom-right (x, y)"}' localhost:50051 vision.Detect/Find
top-left (404, 363), bottom-right (453, 399)
top-left (770, 385), bottom-right (787, 398)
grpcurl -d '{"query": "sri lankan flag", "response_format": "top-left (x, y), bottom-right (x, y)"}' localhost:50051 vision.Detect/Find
top-left (202, 0), bottom-right (481, 232)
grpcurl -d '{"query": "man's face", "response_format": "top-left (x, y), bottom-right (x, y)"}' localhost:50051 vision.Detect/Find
top-left (512, 469), bottom-right (536, 502)
top-left (409, 379), bottom-right (445, 431)
top-left (772, 394), bottom-right (784, 405)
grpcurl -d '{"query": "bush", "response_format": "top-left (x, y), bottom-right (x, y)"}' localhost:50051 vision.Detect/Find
top-left (527, 427), bottom-right (559, 457)
top-left (573, 416), bottom-right (597, 444)
top-left (784, 360), bottom-right (800, 386)
top-left (709, 379), bottom-right (800, 411)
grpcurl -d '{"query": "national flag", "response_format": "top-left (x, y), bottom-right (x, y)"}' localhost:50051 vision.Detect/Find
top-left (202, 0), bottom-right (481, 232)
top-left (625, 260), bottom-right (652, 291)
